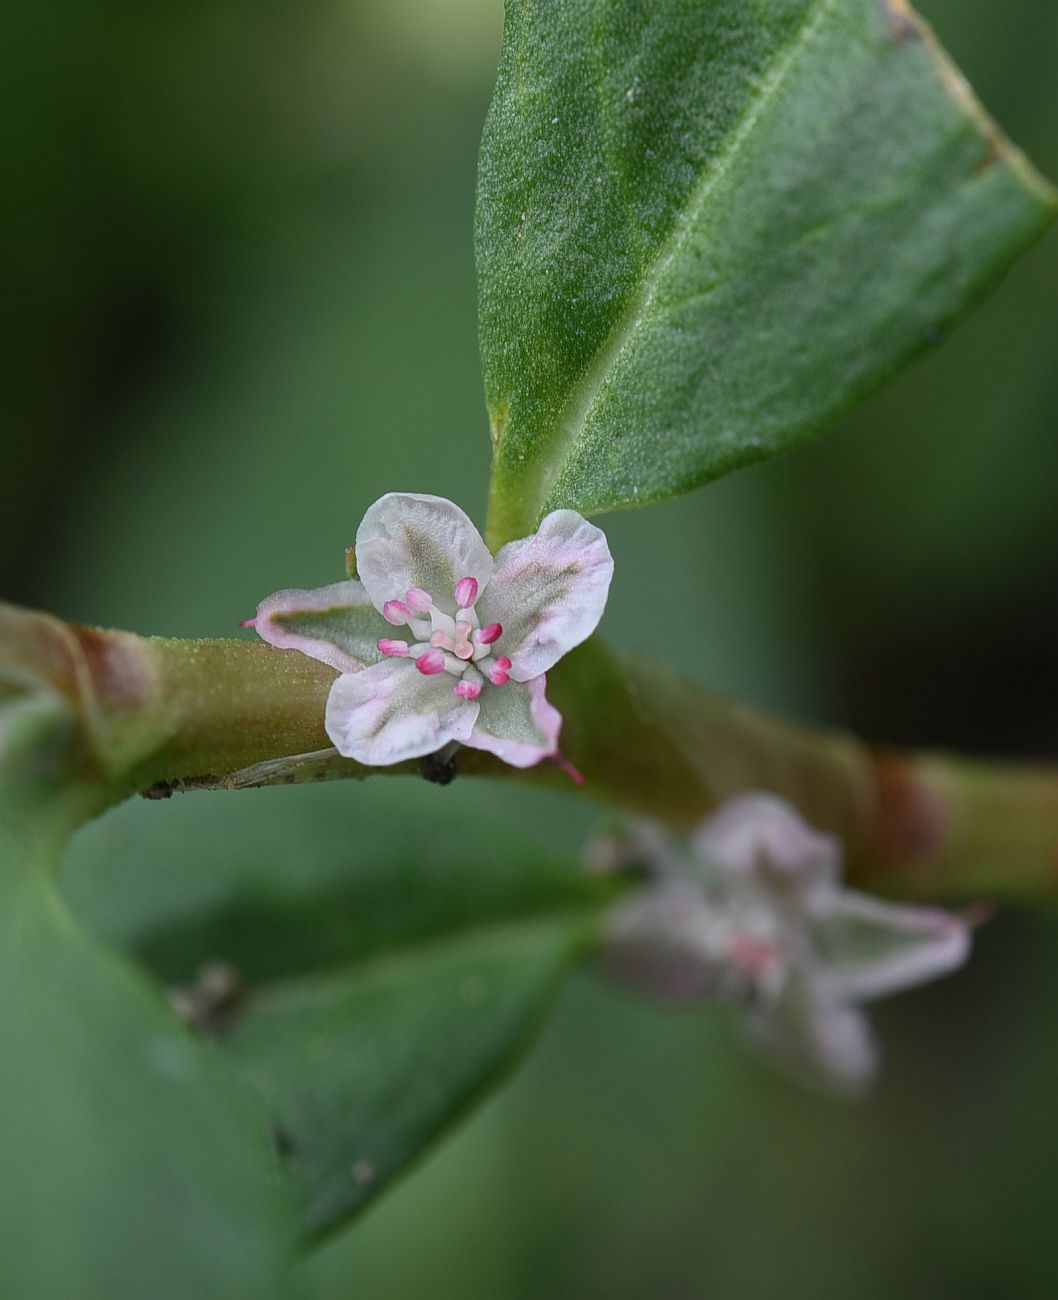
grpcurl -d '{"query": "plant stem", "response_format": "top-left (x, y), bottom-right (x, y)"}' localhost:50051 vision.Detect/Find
top-left (4, 601), bottom-right (1056, 900)
top-left (135, 635), bottom-right (1058, 901)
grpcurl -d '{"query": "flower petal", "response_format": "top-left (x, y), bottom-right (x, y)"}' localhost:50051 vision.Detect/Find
top-left (355, 494), bottom-right (493, 616)
top-left (464, 674), bottom-right (560, 768)
top-left (744, 974), bottom-right (879, 1094)
top-left (325, 659), bottom-right (478, 765)
top-left (255, 580), bottom-right (385, 673)
top-left (692, 792), bottom-right (840, 886)
top-left (477, 510), bottom-right (613, 680)
top-left (602, 880), bottom-right (746, 1002)
top-left (814, 891), bottom-right (970, 1003)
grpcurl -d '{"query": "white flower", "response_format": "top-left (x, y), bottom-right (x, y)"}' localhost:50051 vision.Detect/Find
top-left (600, 794), bottom-right (971, 1092)
top-left (252, 493), bottom-right (613, 768)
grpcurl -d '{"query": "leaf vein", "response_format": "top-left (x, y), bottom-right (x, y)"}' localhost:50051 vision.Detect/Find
top-left (532, 0), bottom-right (841, 515)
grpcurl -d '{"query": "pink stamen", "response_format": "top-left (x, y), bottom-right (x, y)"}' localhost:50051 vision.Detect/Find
top-left (377, 638), bottom-right (409, 657)
top-left (406, 587), bottom-right (432, 615)
top-left (238, 617), bottom-right (257, 628)
top-left (729, 933), bottom-right (778, 976)
top-left (455, 620), bottom-right (472, 639)
top-left (488, 655), bottom-right (512, 686)
top-left (455, 576), bottom-right (478, 608)
top-left (454, 679), bottom-right (482, 701)
top-left (476, 622), bottom-right (502, 645)
top-left (552, 752), bottom-right (586, 787)
top-left (383, 599), bottom-right (412, 625)
top-left (454, 640), bottom-right (475, 661)
top-left (415, 649), bottom-right (445, 676)
top-left (429, 629), bottom-right (451, 649)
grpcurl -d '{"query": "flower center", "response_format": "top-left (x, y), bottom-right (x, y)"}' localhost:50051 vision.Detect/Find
top-left (376, 576), bottom-right (511, 702)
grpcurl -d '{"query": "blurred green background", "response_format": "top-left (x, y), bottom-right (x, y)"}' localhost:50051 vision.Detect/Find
top-left (6, 0), bottom-right (1058, 1295)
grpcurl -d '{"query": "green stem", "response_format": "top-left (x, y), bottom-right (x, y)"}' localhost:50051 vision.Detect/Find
top-left (137, 639), bottom-right (337, 786)
top-left (133, 636), bottom-right (1058, 901)
top-left (4, 600), bottom-right (1057, 899)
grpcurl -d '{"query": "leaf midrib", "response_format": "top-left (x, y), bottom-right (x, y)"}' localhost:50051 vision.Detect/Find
top-left (521, 0), bottom-right (840, 520)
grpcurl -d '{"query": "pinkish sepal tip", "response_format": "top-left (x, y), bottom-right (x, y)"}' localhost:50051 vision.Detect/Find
top-left (553, 752), bottom-right (586, 786)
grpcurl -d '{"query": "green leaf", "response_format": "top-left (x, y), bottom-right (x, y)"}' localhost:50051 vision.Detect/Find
top-left (477, 0), bottom-right (1057, 542)
top-left (65, 783), bottom-right (613, 1240)
top-left (0, 696), bottom-right (295, 1300)
top-left (223, 917), bottom-right (582, 1238)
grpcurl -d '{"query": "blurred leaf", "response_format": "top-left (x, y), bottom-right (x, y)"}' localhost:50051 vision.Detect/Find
top-left (224, 916), bottom-right (585, 1238)
top-left (64, 783), bottom-right (613, 1241)
top-left (66, 784), bottom-right (605, 979)
top-left (477, 0), bottom-right (1057, 541)
top-left (0, 696), bottom-right (295, 1300)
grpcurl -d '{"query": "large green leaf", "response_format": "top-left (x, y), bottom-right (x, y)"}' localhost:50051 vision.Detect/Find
top-left (223, 916), bottom-right (582, 1238)
top-left (65, 783), bottom-right (613, 1240)
top-left (477, 0), bottom-right (1057, 542)
top-left (0, 696), bottom-right (295, 1300)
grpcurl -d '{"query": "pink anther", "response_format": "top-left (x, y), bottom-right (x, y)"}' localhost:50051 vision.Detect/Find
top-left (415, 649), bottom-right (445, 675)
top-left (383, 599), bottom-right (412, 625)
top-left (377, 638), bottom-right (409, 657)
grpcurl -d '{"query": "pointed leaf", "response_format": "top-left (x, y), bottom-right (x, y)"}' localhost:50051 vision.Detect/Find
top-left (65, 785), bottom-right (613, 1239)
top-left (223, 917), bottom-right (583, 1236)
top-left (477, 0), bottom-right (1057, 541)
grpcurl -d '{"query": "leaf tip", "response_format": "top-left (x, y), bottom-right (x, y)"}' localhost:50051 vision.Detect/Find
top-left (878, 0), bottom-right (921, 44)
top-left (905, 0), bottom-right (1058, 214)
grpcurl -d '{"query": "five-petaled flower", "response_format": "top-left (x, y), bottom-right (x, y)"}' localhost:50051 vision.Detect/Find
top-left (598, 794), bottom-right (971, 1092)
top-left (252, 493), bottom-right (613, 768)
